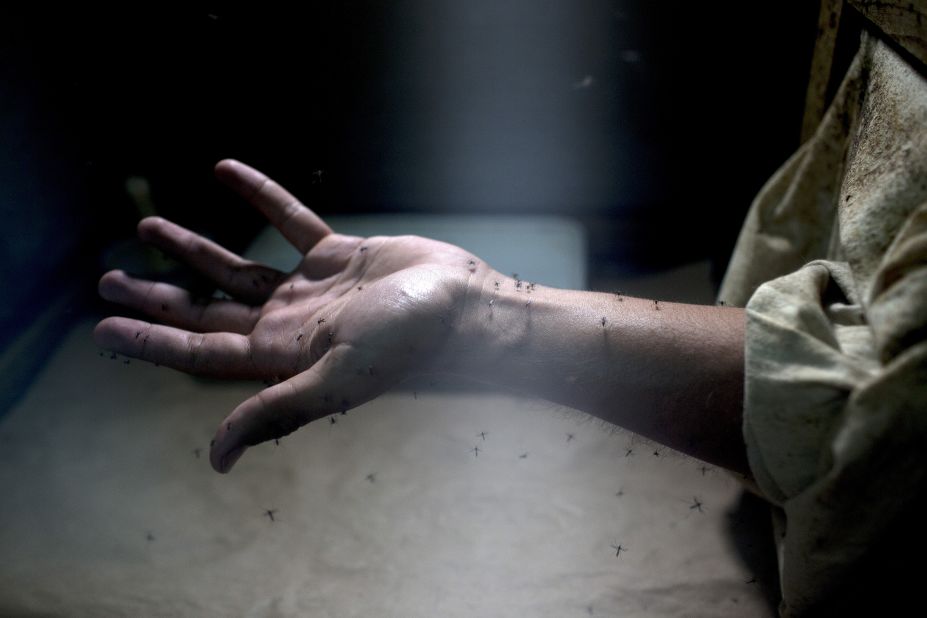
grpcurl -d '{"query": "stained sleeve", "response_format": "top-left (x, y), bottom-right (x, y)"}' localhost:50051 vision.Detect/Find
top-left (743, 204), bottom-right (927, 615)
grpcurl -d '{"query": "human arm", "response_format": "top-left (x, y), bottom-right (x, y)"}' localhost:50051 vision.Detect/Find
top-left (94, 160), bottom-right (748, 476)
top-left (440, 275), bottom-right (748, 474)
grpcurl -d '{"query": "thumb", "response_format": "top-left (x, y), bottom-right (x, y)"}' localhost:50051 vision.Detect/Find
top-left (209, 347), bottom-right (393, 473)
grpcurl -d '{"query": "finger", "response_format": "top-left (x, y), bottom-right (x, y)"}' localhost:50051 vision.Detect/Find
top-left (210, 346), bottom-right (391, 473)
top-left (214, 159), bottom-right (332, 254)
top-left (99, 270), bottom-right (260, 334)
top-left (94, 317), bottom-right (255, 378)
top-left (138, 216), bottom-right (283, 303)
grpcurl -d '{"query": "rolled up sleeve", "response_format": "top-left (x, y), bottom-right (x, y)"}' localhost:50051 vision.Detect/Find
top-left (743, 204), bottom-right (927, 615)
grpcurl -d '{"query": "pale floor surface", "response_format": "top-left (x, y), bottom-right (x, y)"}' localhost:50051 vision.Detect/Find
top-left (0, 320), bottom-right (777, 617)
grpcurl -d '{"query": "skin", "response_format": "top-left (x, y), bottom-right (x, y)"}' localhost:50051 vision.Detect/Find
top-left (95, 160), bottom-right (749, 476)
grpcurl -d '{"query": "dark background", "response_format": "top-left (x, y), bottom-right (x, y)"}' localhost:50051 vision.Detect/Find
top-left (1, 2), bottom-right (822, 394)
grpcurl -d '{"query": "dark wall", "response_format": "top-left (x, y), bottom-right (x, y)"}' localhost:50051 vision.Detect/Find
top-left (1, 2), bottom-right (820, 352)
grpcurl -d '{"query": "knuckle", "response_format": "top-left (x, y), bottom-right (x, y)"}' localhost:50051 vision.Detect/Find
top-left (186, 333), bottom-right (207, 372)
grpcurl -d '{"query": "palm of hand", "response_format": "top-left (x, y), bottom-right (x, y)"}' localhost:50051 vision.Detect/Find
top-left (250, 233), bottom-right (470, 381)
top-left (95, 160), bottom-right (479, 472)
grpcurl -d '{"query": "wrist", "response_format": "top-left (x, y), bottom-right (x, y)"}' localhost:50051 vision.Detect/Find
top-left (435, 269), bottom-right (536, 381)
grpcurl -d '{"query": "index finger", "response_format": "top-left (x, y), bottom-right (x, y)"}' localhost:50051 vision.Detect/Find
top-left (94, 316), bottom-right (256, 379)
top-left (214, 159), bottom-right (332, 254)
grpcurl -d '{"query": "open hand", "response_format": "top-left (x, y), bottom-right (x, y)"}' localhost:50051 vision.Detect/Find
top-left (95, 160), bottom-right (483, 472)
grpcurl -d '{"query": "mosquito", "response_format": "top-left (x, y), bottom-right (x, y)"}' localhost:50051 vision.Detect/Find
top-left (610, 542), bottom-right (626, 557)
top-left (264, 509), bottom-right (278, 522)
top-left (690, 496), bottom-right (704, 513)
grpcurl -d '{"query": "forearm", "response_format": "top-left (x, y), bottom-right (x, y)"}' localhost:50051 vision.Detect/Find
top-left (440, 271), bottom-right (749, 475)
